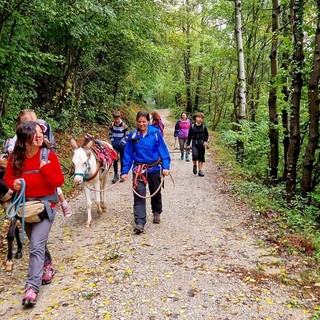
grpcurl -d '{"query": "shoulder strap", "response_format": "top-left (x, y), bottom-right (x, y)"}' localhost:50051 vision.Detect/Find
top-left (41, 148), bottom-right (50, 162)
top-left (192, 123), bottom-right (205, 130)
top-left (22, 148), bottom-right (50, 175)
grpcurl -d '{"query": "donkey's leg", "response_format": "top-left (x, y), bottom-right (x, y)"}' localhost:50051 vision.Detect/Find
top-left (94, 180), bottom-right (103, 214)
top-left (84, 186), bottom-right (93, 228)
top-left (6, 217), bottom-right (17, 271)
top-left (100, 176), bottom-right (107, 213)
top-left (15, 223), bottom-right (23, 259)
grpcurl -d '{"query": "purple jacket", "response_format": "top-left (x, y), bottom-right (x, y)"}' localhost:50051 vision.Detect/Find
top-left (174, 119), bottom-right (191, 139)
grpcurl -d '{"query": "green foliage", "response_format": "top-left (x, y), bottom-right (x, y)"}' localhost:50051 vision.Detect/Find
top-left (221, 118), bottom-right (270, 179)
top-left (214, 127), bottom-right (320, 258)
top-left (228, 169), bottom-right (320, 256)
top-left (0, 0), bottom-right (166, 132)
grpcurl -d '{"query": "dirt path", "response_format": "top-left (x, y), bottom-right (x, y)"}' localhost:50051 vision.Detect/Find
top-left (0, 109), bottom-right (315, 319)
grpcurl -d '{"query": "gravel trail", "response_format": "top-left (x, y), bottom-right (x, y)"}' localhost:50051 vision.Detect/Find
top-left (0, 109), bottom-right (314, 320)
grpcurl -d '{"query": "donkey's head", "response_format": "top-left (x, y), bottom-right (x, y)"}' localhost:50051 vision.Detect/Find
top-left (71, 139), bottom-right (94, 185)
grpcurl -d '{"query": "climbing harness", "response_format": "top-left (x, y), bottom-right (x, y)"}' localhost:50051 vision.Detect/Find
top-left (128, 160), bottom-right (175, 199)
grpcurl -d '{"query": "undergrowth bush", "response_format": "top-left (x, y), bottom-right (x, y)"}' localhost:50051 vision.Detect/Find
top-left (215, 128), bottom-right (320, 259)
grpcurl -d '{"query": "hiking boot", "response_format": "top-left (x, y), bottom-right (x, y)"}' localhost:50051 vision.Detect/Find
top-left (198, 170), bottom-right (204, 177)
top-left (180, 153), bottom-right (184, 160)
top-left (112, 174), bottom-right (120, 184)
top-left (153, 212), bottom-right (160, 224)
top-left (22, 287), bottom-right (37, 306)
top-left (133, 224), bottom-right (144, 234)
top-left (185, 155), bottom-right (190, 162)
top-left (61, 202), bottom-right (72, 217)
top-left (42, 262), bottom-right (55, 285)
top-left (193, 165), bottom-right (197, 175)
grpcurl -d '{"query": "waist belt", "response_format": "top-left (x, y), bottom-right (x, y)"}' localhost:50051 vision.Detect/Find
top-left (133, 159), bottom-right (161, 189)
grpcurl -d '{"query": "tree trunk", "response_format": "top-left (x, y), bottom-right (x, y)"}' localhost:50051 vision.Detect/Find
top-left (286, 0), bottom-right (304, 201)
top-left (268, 0), bottom-right (280, 180)
top-left (194, 16), bottom-right (205, 112)
top-left (194, 41), bottom-right (203, 112)
top-left (301, 0), bottom-right (320, 197)
top-left (235, 0), bottom-right (247, 162)
top-left (184, 43), bottom-right (192, 114)
top-left (207, 66), bottom-right (214, 114)
top-left (183, 0), bottom-right (192, 115)
top-left (281, 4), bottom-right (291, 181)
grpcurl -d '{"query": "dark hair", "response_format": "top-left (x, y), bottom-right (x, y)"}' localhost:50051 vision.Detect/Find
top-left (113, 110), bottom-right (121, 118)
top-left (136, 110), bottom-right (150, 121)
top-left (12, 121), bottom-right (42, 176)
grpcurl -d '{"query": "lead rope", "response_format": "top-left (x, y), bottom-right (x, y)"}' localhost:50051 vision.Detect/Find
top-left (130, 172), bottom-right (175, 199)
top-left (6, 178), bottom-right (26, 241)
top-left (131, 175), bottom-right (164, 199)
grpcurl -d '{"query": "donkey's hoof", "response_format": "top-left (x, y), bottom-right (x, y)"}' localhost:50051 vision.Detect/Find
top-left (15, 252), bottom-right (23, 259)
top-left (85, 222), bottom-right (91, 228)
top-left (6, 260), bottom-right (13, 272)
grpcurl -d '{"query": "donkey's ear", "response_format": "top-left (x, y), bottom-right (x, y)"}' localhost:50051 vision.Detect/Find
top-left (70, 138), bottom-right (78, 150)
top-left (84, 140), bottom-right (93, 150)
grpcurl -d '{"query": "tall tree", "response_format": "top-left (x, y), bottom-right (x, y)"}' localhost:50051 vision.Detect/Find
top-left (194, 12), bottom-right (205, 112)
top-left (194, 39), bottom-right (203, 112)
top-left (286, 0), bottom-right (304, 201)
top-left (183, 0), bottom-right (193, 114)
top-left (234, 0), bottom-right (247, 161)
top-left (280, 3), bottom-right (291, 181)
top-left (244, 0), bottom-right (270, 123)
top-left (268, 0), bottom-right (281, 180)
top-left (301, 0), bottom-right (320, 197)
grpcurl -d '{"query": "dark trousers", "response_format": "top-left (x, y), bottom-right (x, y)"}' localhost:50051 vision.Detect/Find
top-left (192, 144), bottom-right (205, 162)
top-left (133, 171), bottom-right (162, 226)
top-left (178, 138), bottom-right (190, 158)
top-left (113, 146), bottom-right (124, 175)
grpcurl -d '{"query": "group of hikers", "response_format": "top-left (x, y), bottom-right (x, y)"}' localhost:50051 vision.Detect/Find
top-left (0, 108), bottom-right (209, 307)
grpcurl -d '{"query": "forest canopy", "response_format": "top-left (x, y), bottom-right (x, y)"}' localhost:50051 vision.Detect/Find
top-left (1, 0), bottom-right (320, 212)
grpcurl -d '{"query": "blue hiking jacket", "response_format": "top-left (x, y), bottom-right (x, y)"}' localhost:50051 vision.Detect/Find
top-left (122, 125), bottom-right (171, 174)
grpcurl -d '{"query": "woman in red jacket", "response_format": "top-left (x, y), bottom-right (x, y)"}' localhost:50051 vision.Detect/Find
top-left (4, 121), bottom-right (64, 307)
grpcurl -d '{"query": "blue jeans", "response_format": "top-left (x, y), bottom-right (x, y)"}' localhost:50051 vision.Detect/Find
top-left (133, 171), bottom-right (162, 226)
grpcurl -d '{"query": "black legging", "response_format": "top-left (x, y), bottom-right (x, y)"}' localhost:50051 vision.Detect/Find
top-left (113, 146), bottom-right (125, 175)
top-left (0, 178), bottom-right (9, 199)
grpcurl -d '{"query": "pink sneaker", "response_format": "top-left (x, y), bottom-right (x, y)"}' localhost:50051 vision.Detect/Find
top-left (61, 202), bottom-right (72, 217)
top-left (42, 262), bottom-right (55, 285)
top-left (22, 287), bottom-right (37, 306)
